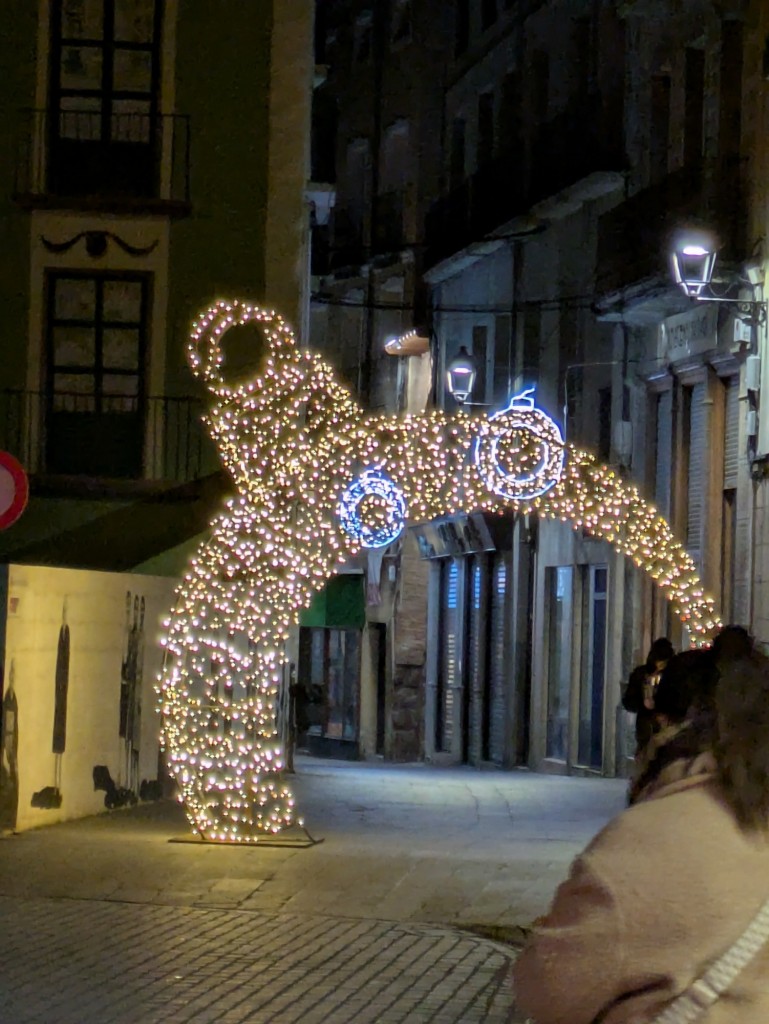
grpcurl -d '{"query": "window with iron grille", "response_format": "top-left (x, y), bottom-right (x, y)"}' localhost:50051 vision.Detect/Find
top-left (45, 271), bottom-right (149, 477)
top-left (49, 0), bottom-right (162, 197)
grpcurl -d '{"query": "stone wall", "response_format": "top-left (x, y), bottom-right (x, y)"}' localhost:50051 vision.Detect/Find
top-left (389, 532), bottom-right (428, 760)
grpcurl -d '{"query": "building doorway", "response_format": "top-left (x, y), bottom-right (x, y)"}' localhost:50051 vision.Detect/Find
top-left (577, 564), bottom-right (608, 770)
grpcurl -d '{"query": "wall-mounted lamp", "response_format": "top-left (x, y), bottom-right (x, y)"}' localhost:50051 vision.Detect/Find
top-left (670, 227), bottom-right (766, 325)
top-left (384, 329), bottom-right (430, 357)
top-left (446, 346), bottom-right (476, 404)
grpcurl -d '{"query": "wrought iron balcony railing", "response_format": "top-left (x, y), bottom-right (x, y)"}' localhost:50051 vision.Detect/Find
top-left (13, 108), bottom-right (191, 215)
top-left (0, 390), bottom-right (215, 484)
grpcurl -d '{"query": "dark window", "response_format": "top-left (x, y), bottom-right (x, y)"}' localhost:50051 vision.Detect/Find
top-left (498, 71), bottom-right (522, 154)
top-left (311, 88), bottom-right (337, 183)
top-left (574, 16), bottom-right (592, 98)
top-left (477, 91), bottom-right (494, 167)
top-left (649, 74), bottom-right (671, 182)
top-left (49, 0), bottom-right (162, 198)
top-left (531, 50), bottom-right (550, 124)
top-left (354, 15), bottom-right (372, 62)
top-left (455, 0), bottom-right (469, 56)
top-left (472, 325), bottom-right (488, 403)
top-left (45, 271), bottom-right (149, 477)
top-left (481, 0), bottom-right (498, 31)
top-left (522, 306), bottom-right (540, 381)
top-left (450, 117), bottom-right (466, 189)
top-left (598, 386), bottom-right (611, 461)
top-left (391, 0), bottom-right (412, 44)
top-left (719, 19), bottom-right (744, 248)
top-left (684, 46), bottom-right (705, 168)
top-left (719, 20), bottom-right (743, 162)
top-left (493, 314), bottom-right (511, 404)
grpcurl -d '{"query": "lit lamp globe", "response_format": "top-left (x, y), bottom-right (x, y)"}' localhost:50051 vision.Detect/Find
top-left (670, 229), bottom-right (718, 298)
top-left (446, 345), bottom-right (476, 404)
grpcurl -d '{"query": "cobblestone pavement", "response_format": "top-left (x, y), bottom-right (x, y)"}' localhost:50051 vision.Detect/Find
top-left (0, 897), bottom-right (518, 1024)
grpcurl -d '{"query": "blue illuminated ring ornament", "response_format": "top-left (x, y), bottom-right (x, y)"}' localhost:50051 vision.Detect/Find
top-left (338, 468), bottom-right (407, 549)
top-left (473, 388), bottom-right (565, 501)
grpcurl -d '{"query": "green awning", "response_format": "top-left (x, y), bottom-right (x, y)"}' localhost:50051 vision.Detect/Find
top-left (300, 573), bottom-right (365, 629)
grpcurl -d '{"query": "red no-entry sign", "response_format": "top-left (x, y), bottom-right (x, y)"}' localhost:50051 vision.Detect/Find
top-left (0, 451), bottom-right (29, 530)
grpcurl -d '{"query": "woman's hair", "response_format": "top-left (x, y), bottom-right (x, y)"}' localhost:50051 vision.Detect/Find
top-left (715, 652), bottom-right (769, 832)
top-left (712, 625), bottom-right (754, 664)
top-left (646, 637), bottom-right (675, 667)
top-left (653, 649), bottom-right (718, 722)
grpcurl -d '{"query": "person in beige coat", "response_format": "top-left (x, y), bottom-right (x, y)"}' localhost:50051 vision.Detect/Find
top-left (513, 646), bottom-right (769, 1024)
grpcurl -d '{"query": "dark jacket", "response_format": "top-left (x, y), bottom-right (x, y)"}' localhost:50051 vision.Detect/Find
top-left (622, 664), bottom-right (656, 747)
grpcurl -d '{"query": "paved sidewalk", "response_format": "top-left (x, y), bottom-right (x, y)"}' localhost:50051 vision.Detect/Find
top-left (0, 760), bottom-right (627, 1022)
top-left (0, 898), bottom-right (515, 1024)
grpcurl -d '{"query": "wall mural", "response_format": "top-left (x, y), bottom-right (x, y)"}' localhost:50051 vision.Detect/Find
top-left (119, 591), bottom-right (146, 794)
top-left (0, 660), bottom-right (19, 830)
top-left (94, 589), bottom-right (148, 809)
top-left (0, 566), bottom-right (174, 832)
top-left (158, 300), bottom-right (721, 846)
top-left (31, 602), bottom-right (70, 809)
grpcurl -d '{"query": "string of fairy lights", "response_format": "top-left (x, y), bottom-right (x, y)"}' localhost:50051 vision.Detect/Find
top-left (158, 299), bottom-right (720, 843)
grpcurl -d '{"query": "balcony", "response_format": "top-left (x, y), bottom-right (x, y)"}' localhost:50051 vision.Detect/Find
top-left (13, 108), bottom-right (191, 217)
top-left (0, 390), bottom-right (214, 488)
top-left (529, 96), bottom-right (626, 207)
top-left (425, 151), bottom-right (526, 268)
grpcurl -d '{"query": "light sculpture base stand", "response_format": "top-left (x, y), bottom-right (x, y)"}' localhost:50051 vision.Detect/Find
top-left (169, 822), bottom-right (323, 848)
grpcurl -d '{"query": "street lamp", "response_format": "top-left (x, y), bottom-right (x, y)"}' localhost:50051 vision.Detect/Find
top-left (446, 346), bottom-right (476, 404)
top-left (670, 227), bottom-right (766, 325)
top-left (670, 228), bottom-right (718, 298)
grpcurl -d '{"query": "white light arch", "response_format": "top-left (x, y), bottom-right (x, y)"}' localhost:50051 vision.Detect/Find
top-left (158, 301), bottom-right (720, 842)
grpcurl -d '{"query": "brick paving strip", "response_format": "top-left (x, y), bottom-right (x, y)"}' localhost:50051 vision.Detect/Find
top-left (0, 896), bottom-right (522, 1024)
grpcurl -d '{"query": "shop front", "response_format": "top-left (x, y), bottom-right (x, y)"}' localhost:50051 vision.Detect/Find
top-left (296, 572), bottom-right (367, 759)
top-left (418, 511), bottom-right (532, 768)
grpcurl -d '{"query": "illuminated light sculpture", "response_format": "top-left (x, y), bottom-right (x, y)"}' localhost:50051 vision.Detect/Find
top-left (159, 299), bottom-right (721, 844)
top-left (338, 468), bottom-right (407, 549)
top-left (473, 388), bottom-right (565, 501)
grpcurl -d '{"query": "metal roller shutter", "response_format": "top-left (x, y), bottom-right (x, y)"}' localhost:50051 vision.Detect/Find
top-left (488, 557), bottom-right (507, 765)
top-left (467, 560), bottom-right (484, 764)
top-left (687, 382), bottom-right (706, 563)
top-left (438, 560), bottom-right (459, 753)
top-left (655, 390), bottom-right (673, 516)
top-left (723, 376), bottom-right (739, 490)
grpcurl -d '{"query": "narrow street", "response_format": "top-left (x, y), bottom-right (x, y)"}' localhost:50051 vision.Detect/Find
top-left (0, 760), bottom-right (626, 1023)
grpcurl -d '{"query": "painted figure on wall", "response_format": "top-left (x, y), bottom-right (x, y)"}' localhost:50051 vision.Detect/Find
top-left (32, 600), bottom-right (70, 809)
top-left (119, 591), bottom-right (132, 743)
top-left (120, 591), bottom-right (146, 793)
top-left (126, 597), bottom-right (145, 792)
top-left (0, 660), bottom-right (19, 831)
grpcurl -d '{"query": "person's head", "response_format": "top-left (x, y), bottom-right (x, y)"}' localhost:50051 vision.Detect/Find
top-left (647, 637), bottom-right (675, 671)
top-left (712, 625), bottom-right (753, 666)
top-left (653, 648), bottom-right (718, 724)
top-left (715, 652), bottom-right (769, 832)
